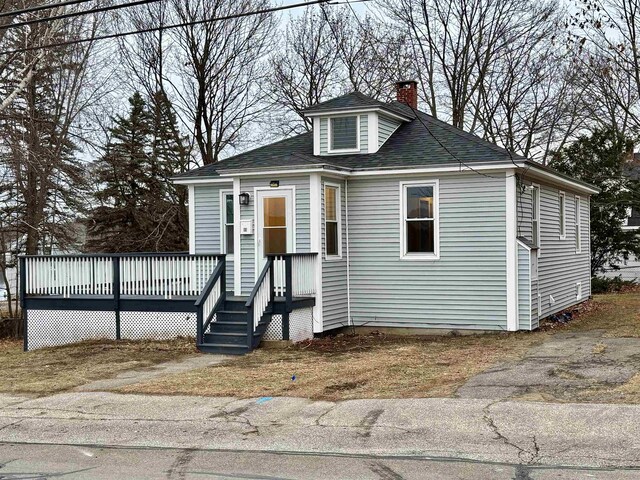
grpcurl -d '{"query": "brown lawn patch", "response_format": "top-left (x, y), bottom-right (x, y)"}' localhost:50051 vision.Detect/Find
top-left (0, 338), bottom-right (197, 395)
top-left (118, 292), bottom-right (640, 401)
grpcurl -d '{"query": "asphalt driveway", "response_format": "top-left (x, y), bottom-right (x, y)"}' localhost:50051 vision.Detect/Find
top-left (456, 329), bottom-right (640, 403)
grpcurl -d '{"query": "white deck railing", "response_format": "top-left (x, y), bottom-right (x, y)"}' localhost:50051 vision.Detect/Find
top-left (271, 253), bottom-right (317, 298)
top-left (22, 254), bottom-right (222, 298)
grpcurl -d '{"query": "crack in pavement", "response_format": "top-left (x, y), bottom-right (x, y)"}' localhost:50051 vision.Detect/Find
top-left (368, 460), bottom-right (405, 480)
top-left (482, 401), bottom-right (541, 465)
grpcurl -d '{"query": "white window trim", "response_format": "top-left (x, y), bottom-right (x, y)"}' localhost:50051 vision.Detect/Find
top-left (576, 281), bottom-right (583, 301)
top-left (531, 183), bottom-right (541, 254)
top-left (575, 195), bottom-right (582, 254)
top-left (327, 114), bottom-right (361, 154)
top-left (559, 190), bottom-right (566, 240)
top-left (399, 180), bottom-right (440, 261)
top-left (220, 190), bottom-right (234, 257)
top-left (324, 182), bottom-right (343, 260)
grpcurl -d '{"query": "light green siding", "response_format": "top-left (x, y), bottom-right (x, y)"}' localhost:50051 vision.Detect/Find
top-left (319, 115), bottom-right (368, 155)
top-left (517, 242), bottom-right (531, 330)
top-left (517, 180), bottom-right (591, 319)
top-left (238, 176), bottom-right (311, 294)
top-left (193, 183), bottom-right (234, 287)
top-left (321, 177), bottom-right (348, 330)
top-left (346, 172), bottom-right (508, 331)
top-left (378, 114), bottom-right (401, 147)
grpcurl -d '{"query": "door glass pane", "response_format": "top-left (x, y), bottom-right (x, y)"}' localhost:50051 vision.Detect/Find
top-left (264, 227), bottom-right (287, 255)
top-left (264, 197), bottom-right (286, 227)
top-left (407, 220), bottom-right (434, 253)
top-left (406, 186), bottom-right (434, 219)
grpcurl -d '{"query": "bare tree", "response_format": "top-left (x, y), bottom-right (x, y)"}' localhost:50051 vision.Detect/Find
top-left (570, 0), bottom-right (640, 134)
top-left (168, 0), bottom-right (276, 164)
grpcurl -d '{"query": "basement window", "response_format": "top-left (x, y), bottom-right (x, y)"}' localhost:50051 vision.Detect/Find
top-left (328, 115), bottom-right (359, 152)
top-left (576, 281), bottom-right (583, 301)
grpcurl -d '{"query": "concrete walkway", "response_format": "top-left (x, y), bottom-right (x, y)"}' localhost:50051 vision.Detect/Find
top-left (0, 392), bottom-right (639, 471)
top-left (74, 354), bottom-right (232, 392)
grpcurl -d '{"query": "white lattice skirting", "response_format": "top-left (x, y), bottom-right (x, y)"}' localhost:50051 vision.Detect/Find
top-left (263, 308), bottom-right (314, 342)
top-left (26, 310), bottom-right (195, 350)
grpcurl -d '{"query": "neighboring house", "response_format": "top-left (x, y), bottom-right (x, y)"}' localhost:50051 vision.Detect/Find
top-left (605, 153), bottom-right (640, 281)
top-left (172, 80), bottom-right (598, 346)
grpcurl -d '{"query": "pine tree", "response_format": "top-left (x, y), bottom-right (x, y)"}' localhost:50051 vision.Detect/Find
top-left (86, 92), bottom-right (190, 252)
top-left (550, 128), bottom-right (640, 275)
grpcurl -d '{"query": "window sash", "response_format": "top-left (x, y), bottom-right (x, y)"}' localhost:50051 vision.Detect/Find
top-left (222, 193), bottom-right (234, 255)
top-left (324, 184), bottom-right (341, 258)
top-left (531, 186), bottom-right (540, 247)
top-left (329, 116), bottom-right (359, 151)
top-left (575, 196), bottom-right (581, 253)
top-left (559, 192), bottom-right (566, 238)
top-left (402, 183), bottom-right (438, 257)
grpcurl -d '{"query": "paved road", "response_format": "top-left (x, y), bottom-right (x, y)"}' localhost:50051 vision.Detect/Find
top-left (0, 392), bottom-right (639, 478)
top-left (1, 443), bottom-right (639, 479)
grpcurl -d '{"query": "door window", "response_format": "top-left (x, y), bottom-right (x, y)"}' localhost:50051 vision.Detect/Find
top-left (263, 197), bottom-right (287, 255)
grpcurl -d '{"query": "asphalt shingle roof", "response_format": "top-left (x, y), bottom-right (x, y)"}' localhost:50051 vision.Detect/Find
top-left (301, 91), bottom-right (413, 119)
top-left (177, 93), bottom-right (526, 179)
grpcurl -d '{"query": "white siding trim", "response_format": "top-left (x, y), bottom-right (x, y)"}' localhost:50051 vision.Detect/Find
top-left (233, 177), bottom-right (241, 295)
top-left (345, 178), bottom-right (352, 326)
top-left (506, 172), bottom-right (518, 331)
top-left (188, 185), bottom-right (195, 254)
top-left (399, 180), bottom-right (440, 261)
top-left (324, 181), bottom-right (343, 260)
top-left (313, 117), bottom-right (321, 156)
top-left (310, 173), bottom-right (323, 333)
top-left (367, 112), bottom-right (378, 153)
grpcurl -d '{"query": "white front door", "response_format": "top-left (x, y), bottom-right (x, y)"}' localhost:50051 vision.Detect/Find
top-left (255, 189), bottom-right (295, 275)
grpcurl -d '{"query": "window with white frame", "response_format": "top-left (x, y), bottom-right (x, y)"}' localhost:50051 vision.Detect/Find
top-left (559, 191), bottom-right (566, 239)
top-left (531, 185), bottom-right (540, 247)
top-left (221, 192), bottom-right (234, 254)
top-left (329, 116), bottom-right (359, 152)
top-left (324, 184), bottom-right (341, 258)
top-left (401, 182), bottom-right (439, 259)
top-left (575, 195), bottom-right (581, 253)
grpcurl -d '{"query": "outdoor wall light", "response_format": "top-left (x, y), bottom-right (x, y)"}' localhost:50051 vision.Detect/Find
top-left (239, 192), bottom-right (250, 206)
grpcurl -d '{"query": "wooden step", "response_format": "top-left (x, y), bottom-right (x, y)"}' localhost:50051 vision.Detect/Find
top-left (196, 342), bottom-right (250, 355)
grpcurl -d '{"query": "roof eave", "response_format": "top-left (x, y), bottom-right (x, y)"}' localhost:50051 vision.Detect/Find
top-left (301, 106), bottom-right (412, 122)
top-left (523, 161), bottom-right (600, 194)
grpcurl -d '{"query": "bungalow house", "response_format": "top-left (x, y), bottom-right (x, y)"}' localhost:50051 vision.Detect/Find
top-left (170, 81), bottom-right (598, 353)
top-left (19, 81), bottom-right (597, 354)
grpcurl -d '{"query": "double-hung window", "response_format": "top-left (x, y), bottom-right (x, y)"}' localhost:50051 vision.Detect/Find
top-left (324, 184), bottom-right (341, 258)
top-left (401, 181), bottom-right (439, 259)
top-left (328, 115), bottom-right (359, 153)
top-left (221, 192), bottom-right (234, 254)
top-left (575, 195), bottom-right (581, 253)
top-left (559, 191), bottom-right (566, 240)
top-left (531, 185), bottom-right (540, 247)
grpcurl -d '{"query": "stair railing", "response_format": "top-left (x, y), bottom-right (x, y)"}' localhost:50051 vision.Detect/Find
top-left (245, 257), bottom-right (275, 350)
top-left (194, 258), bottom-right (226, 345)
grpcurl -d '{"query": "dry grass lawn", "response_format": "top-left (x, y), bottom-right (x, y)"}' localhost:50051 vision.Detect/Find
top-left (118, 291), bottom-right (640, 400)
top-left (0, 338), bottom-right (196, 395)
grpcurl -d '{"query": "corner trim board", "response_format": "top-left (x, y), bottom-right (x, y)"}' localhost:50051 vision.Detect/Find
top-left (506, 171), bottom-right (518, 331)
top-left (310, 173), bottom-right (323, 333)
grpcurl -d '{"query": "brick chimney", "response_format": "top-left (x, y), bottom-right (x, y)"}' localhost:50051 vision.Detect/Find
top-left (396, 80), bottom-right (418, 110)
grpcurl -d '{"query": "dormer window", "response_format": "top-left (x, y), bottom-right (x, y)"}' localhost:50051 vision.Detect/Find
top-left (328, 115), bottom-right (359, 153)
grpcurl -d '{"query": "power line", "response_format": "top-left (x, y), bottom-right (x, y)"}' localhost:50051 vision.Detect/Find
top-left (0, 0), bottom-right (96, 19)
top-left (2, 0), bottom-right (164, 31)
top-left (0, 0), bottom-right (333, 56)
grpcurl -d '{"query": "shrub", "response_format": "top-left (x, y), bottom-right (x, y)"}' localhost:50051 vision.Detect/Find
top-left (591, 275), bottom-right (637, 294)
